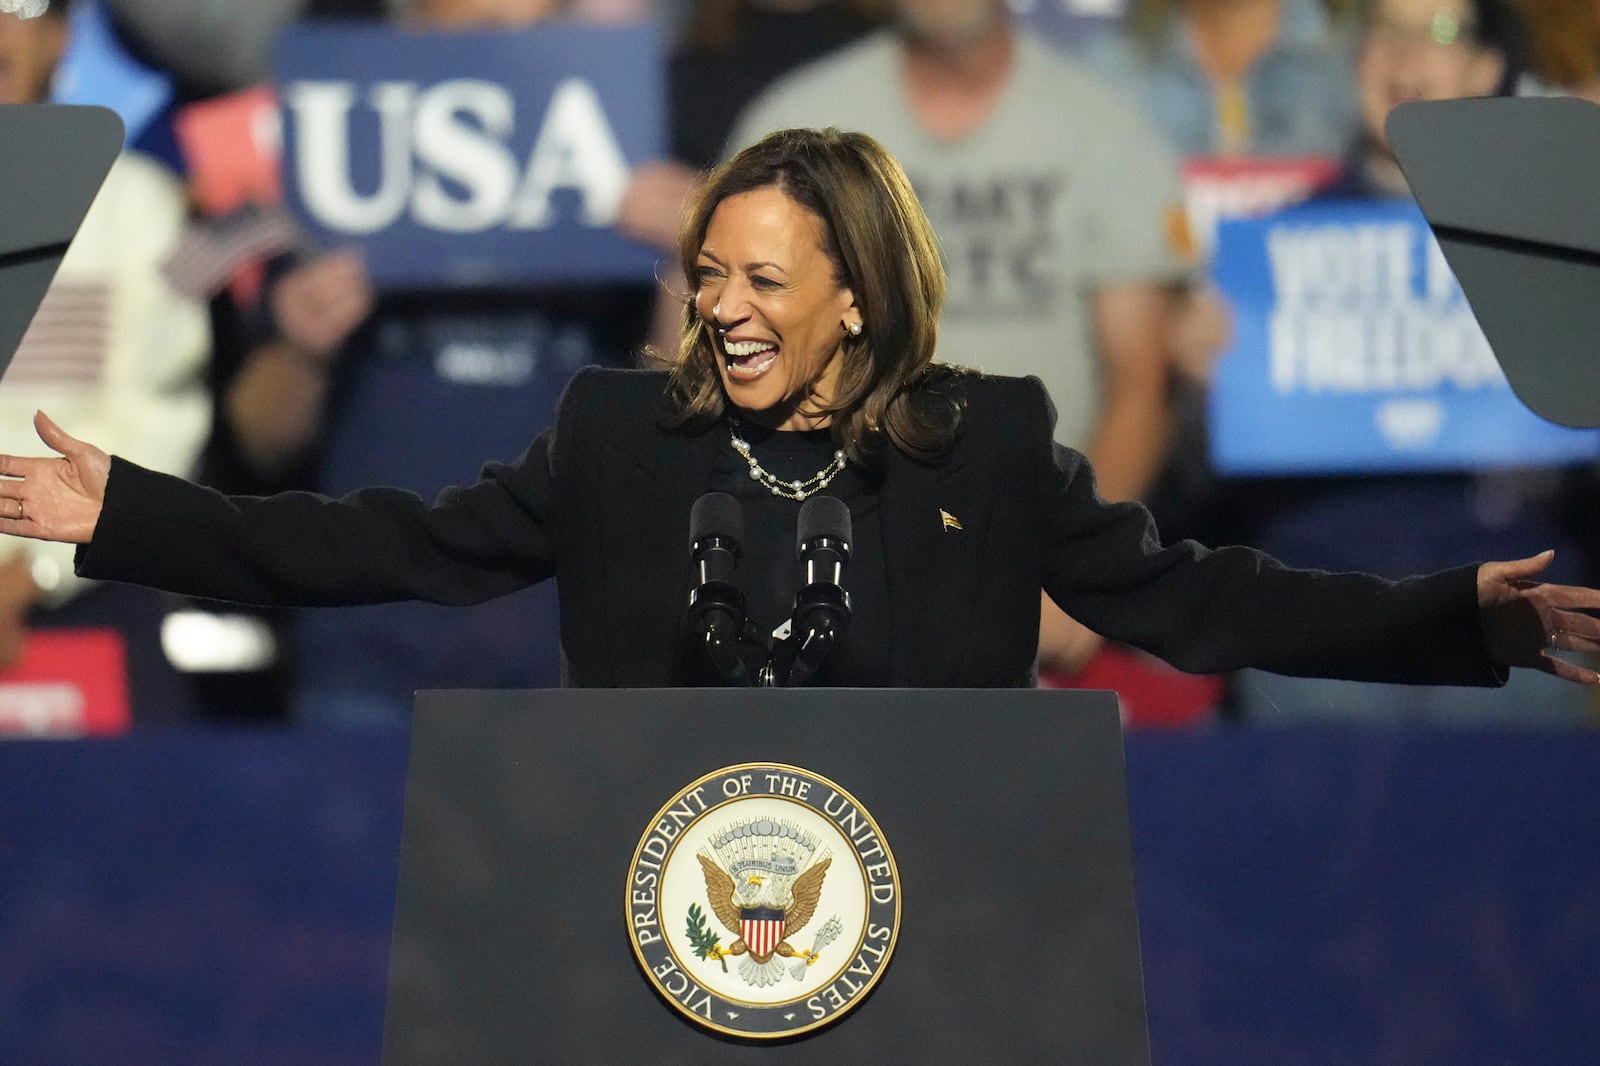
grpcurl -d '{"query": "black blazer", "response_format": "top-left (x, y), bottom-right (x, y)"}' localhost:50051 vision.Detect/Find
top-left (77, 367), bottom-right (1503, 689)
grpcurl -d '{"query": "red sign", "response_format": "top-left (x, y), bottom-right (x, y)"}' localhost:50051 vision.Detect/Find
top-left (174, 84), bottom-right (283, 216)
top-left (1182, 155), bottom-right (1341, 256)
top-left (0, 628), bottom-right (131, 737)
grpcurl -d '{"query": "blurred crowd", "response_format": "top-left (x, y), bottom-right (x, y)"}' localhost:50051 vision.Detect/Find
top-left (2, 0), bottom-right (1598, 730)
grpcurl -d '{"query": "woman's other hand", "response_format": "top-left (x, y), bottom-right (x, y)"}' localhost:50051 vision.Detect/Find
top-left (1478, 551), bottom-right (1600, 684)
top-left (0, 412), bottom-right (110, 544)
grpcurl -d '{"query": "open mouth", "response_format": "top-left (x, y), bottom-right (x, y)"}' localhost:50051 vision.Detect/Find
top-left (723, 339), bottom-right (778, 379)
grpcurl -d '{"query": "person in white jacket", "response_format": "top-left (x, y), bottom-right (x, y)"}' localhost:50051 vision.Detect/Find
top-left (0, 0), bottom-right (210, 716)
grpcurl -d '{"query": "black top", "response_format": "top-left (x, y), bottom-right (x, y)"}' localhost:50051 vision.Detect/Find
top-left (76, 367), bottom-right (1505, 690)
top-left (707, 421), bottom-right (888, 685)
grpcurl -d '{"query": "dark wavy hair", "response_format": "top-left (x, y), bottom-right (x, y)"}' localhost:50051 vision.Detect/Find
top-left (665, 127), bottom-right (961, 467)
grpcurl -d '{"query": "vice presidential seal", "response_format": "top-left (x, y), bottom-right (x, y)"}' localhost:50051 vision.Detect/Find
top-left (626, 763), bottom-right (901, 1039)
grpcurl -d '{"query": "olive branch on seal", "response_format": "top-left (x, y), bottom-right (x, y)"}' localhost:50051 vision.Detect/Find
top-left (685, 903), bottom-right (728, 971)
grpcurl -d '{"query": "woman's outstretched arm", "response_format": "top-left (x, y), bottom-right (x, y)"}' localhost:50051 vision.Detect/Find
top-left (0, 411), bottom-right (558, 609)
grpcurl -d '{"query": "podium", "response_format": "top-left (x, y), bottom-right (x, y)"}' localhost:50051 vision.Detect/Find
top-left (382, 688), bottom-right (1150, 1063)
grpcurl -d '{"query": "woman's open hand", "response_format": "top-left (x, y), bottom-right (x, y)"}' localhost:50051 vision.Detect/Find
top-left (1478, 551), bottom-right (1600, 684)
top-left (0, 412), bottom-right (110, 544)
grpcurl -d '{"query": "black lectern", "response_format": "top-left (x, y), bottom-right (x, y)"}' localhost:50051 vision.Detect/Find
top-left (383, 688), bottom-right (1150, 1064)
top-left (0, 104), bottom-right (123, 381)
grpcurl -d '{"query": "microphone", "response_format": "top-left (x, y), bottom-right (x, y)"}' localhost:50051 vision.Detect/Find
top-left (797, 494), bottom-right (851, 593)
top-left (764, 495), bottom-right (852, 687)
top-left (687, 492), bottom-right (750, 685)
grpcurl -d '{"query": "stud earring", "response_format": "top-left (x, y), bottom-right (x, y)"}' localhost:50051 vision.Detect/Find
top-left (847, 321), bottom-right (863, 337)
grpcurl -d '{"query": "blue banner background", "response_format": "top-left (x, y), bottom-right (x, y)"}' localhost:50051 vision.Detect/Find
top-left (2, 726), bottom-right (1596, 1064)
top-left (273, 22), bottom-right (664, 290)
top-left (1209, 200), bottom-right (1600, 474)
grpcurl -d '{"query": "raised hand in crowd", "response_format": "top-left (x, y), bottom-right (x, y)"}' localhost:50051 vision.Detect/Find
top-left (1166, 282), bottom-right (1234, 385)
top-left (225, 251), bottom-right (375, 480)
top-left (617, 161), bottom-right (706, 355)
top-left (616, 160), bottom-right (701, 255)
top-left (271, 249), bottom-right (375, 364)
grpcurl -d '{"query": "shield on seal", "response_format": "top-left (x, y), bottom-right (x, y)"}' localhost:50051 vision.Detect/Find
top-left (740, 907), bottom-right (786, 958)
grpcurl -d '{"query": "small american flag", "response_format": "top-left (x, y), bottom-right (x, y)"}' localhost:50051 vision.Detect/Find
top-left (161, 204), bottom-right (304, 300)
top-left (7, 281), bottom-right (109, 385)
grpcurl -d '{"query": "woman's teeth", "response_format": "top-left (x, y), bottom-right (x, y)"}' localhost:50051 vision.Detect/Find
top-left (724, 341), bottom-right (778, 378)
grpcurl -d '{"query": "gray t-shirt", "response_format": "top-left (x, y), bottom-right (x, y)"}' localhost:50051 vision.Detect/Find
top-left (726, 29), bottom-right (1190, 449)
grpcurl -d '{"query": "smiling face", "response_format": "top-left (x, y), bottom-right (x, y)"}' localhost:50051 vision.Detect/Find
top-left (693, 185), bottom-right (861, 431)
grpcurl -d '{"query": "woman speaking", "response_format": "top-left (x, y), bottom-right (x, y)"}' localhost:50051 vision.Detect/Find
top-left (0, 128), bottom-right (1594, 690)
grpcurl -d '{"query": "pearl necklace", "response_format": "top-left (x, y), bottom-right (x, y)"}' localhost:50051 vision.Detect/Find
top-left (728, 419), bottom-right (847, 501)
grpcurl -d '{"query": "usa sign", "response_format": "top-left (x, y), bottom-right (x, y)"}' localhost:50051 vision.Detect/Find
top-left (273, 22), bottom-right (665, 289)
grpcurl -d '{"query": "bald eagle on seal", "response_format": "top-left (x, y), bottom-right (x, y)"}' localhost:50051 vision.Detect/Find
top-left (695, 821), bottom-right (833, 987)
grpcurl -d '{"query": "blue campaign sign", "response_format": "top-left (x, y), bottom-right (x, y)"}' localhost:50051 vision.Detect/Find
top-left (1209, 199), bottom-right (1600, 474)
top-left (273, 22), bottom-right (664, 289)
